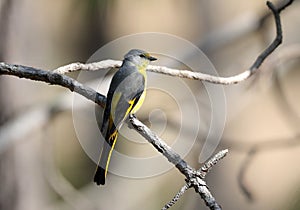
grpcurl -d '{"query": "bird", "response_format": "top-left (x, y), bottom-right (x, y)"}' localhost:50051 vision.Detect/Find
top-left (94, 49), bottom-right (157, 185)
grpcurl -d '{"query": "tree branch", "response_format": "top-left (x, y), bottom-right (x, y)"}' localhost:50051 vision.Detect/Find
top-left (0, 61), bottom-right (226, 208)
top-left (52, 1), bottom-right (292, 85)
top-left (0, 62), bottom-right (106, 108)
top-left (249, 0), bottom-right (293, 73)
top-left (161, 183), bottom-right (191, 210)
top-left (197, 149), bottom-right (229, 179)
top-left (56, 59), bottom-right (251, 84)
top-left (162, 150), bottom-right (228, 210)
top-left (129, 115), bottom-right (195, 179)
top-left (130, 114), bottom-right (227, 210)
top-left (0, 61), bottom-right (226, 209)
top-left (53, 59), bottom-right (122, 74)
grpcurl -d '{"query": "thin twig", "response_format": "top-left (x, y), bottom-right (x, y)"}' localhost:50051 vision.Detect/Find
top-left (162, 183), bottom-right (191, 210)
top-left (249, 1), bottom-right (283, 72)
top-left (198, 149), bottom-right (229, 179)
top-left (237, 147), bottom-right (257, 201)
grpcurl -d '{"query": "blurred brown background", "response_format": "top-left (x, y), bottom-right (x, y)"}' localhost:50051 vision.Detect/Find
top-left (1, 0), bottom-right (300, 210)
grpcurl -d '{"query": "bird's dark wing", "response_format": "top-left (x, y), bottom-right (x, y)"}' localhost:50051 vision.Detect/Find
top-left (112, 71), bottom-right (145, 128)
top-left (100, 64), bottom-right (134, 135)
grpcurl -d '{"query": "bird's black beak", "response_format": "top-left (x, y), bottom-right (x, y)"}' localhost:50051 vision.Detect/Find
top-left (148, 55), bottom-right (157, 61)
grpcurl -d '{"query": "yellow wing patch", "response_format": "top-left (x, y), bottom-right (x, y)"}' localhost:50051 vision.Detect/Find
top-left (131, 90), bottom-right (146, 113)
top-left (125, 98), bottom-right (136, 116)
top-left (105, 130), bottom-right (119, 177)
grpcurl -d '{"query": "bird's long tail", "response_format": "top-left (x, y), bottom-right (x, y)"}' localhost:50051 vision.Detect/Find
top-left (94, 127), bottom-right (118, 185)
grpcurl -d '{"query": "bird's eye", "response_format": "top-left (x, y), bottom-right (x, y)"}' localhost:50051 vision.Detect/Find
top-left (139, 54), bottom-right (146, 58)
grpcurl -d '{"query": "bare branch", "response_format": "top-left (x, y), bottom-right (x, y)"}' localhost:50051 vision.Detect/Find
top-left (197, 149), bottom-right (229, 179)
top-left (162, 183), bottom-right (191, 210)
top-left (0, 62), bottom-right (106, 108)
top-left (249, 1), bottom-right (290, 72)
top-left (129, 115), bottom-right (224, 210)
top-left (191, 177), bottom-right (221, 210)
top-left (129, 115), bottom-right (195, 179)
top-left (148, 65), bottom-right (251, 85)
top-left (54, 59), bottom-right (252, 85)
top-left (0, 61), bottom-right (226, 209)
top-left (164, 150), bottom-right (228, 210)
top-left (53, 59), bottom-right (122, 74)
top-left (237, 147), bottom-right (257, 201)
top-left (51, 1), bottom-right (292, 86)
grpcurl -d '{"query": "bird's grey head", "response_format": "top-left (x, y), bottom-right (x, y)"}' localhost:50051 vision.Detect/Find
top-left (123, 49), bottom-right (157, 66)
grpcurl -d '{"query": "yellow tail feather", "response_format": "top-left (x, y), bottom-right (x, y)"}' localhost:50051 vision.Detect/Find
top-left (94, 129), bottom-right (118, 185)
